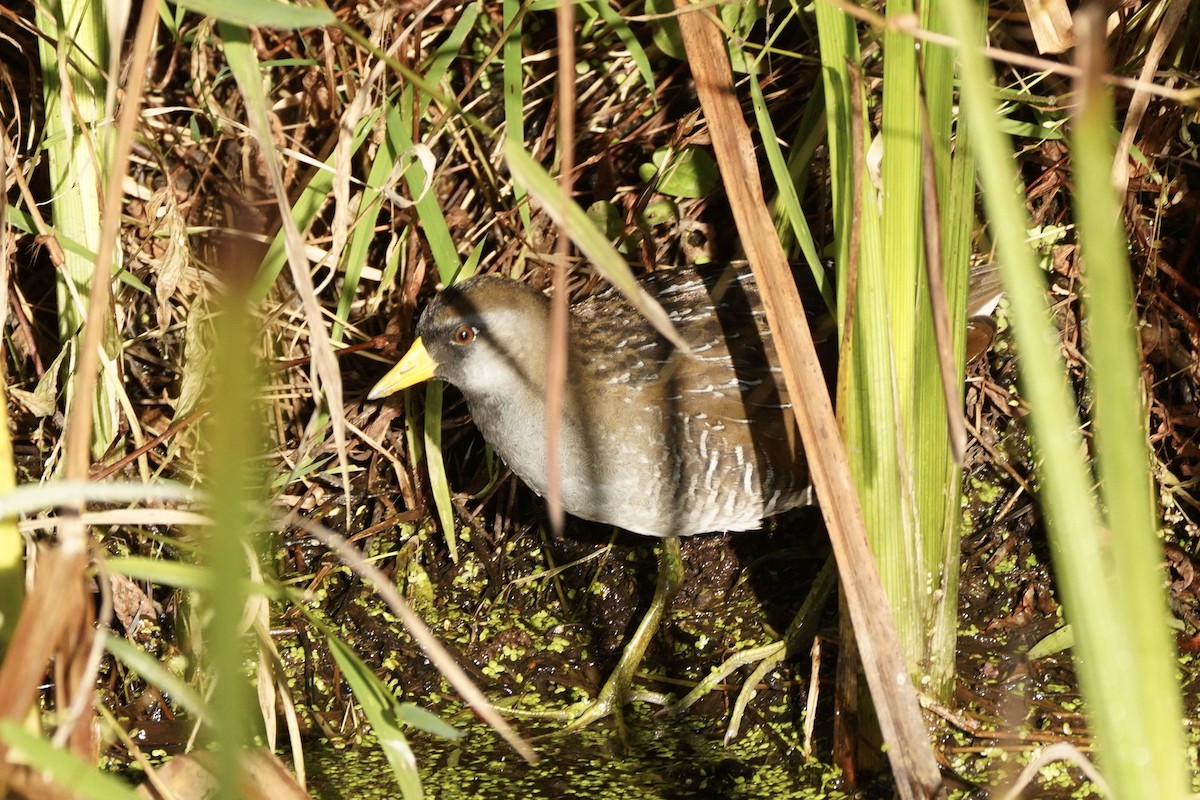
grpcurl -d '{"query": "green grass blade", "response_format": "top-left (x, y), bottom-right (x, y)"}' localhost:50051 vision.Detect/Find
top-left (423, 382), bottom-right (458, 564)
top-left (747, 71), bottom-right (832, 312)
top-left (879, 0), bottom-right (923, 396)
top-left (503, 0), bottom-right (533, 234)
top-left (382, 81), bottom-right (467, 560)
top-left (907, 0), bottom-right (975, 695)
top-left (333, 166), bottom-right (390, 346)
top-left (199, 286), bottom-right (264, 799)
top-left (812, 0), bottom-right (859, 316)
top-left (36, 0), bottom-right (123, 458)
top-left (1070, 12), bottom-right (1190, 796)
top-left (250, 112), bottom-right (378, 302)
top-left (327, 635), bottom-right (430, 800)
top-left (105, 633), bottom-right (209, 721)
top-left (944, 1), bottom-right (1190, 795)
top-left (505, 142), bottom-right (685, 350)
top-left (813, 0), bottom-right (972, 697)
top-left (335, 3), bottom-right (482, 343)
top-left (171, 0), bottom-right (334, 28)
top-left (107, 556), bottom-right (210, 590)
top-left (386, 99), bottom-right (461, 285)
top-left (0, 481), bottom-right (197, 518)
top-left (0, 721), bottom-right (141, 800)
top-left (815, 0), bottom-right (912, 674)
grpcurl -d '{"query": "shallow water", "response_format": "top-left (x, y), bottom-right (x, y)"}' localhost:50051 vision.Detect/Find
top-left (305, 704), bottom-right (857, 800)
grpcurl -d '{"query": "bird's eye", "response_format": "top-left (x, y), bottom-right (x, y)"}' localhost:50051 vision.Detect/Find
top-left (452, 325), bottom-right (476, 345)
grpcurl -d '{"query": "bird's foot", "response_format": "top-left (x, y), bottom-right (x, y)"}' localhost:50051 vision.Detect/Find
top-left (500, 538), bottom-right (684, 738)
top-left (666, 555), bottom-right (838, 742)
top-left (501, 661), bottom-right (669, 736)
top-left (667, 640), bottom-right (787, 742)
top-left (556, 667), bottom-right (673, 733)
top-left (557, 537), bottom-right (683, 734)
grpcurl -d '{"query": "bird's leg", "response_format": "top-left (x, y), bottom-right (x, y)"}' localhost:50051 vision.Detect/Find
top-left (559, 535), bottom-right (684, 732)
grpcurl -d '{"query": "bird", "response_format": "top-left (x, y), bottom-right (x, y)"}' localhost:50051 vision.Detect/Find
top-left (368, 262), bottom-right (813, 729)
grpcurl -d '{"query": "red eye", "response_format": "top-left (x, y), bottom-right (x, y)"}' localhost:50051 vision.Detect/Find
top-left (452, 325), bottom-right (476, 345)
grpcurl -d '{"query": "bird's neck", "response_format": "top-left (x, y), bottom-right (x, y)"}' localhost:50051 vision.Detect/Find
top-left (464, 357), bottom-right (602, 502)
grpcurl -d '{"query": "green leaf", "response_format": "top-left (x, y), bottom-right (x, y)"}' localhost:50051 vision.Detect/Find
top-left (396, 702), bottom-right (465, 741)
top-left (0, 721), bottom-right (141, 800)
top-left (638, 199), bottom-right (677, 227)
top-left (423, 382), bottom-right (458, 564)
top-left (653, 146), bottom-right (718, 198)
top-left (586, 201), bottom-right (623, 241)
top-left (505, 142), bottom-right (687, 351)
top-left (327, 634), bottom-right (462, 800)
top-left (105, 634), bottom-right (210, 721)
top-left (644, 0), bottom-right (683, 59)
top-left (171, 0), bottom-right (334, 28)
top-left (1027, 624), bottom-right (1073, 660)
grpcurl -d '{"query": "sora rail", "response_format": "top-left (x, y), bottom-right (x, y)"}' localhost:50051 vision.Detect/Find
top-left (369, 262), bottom-right (812, 728)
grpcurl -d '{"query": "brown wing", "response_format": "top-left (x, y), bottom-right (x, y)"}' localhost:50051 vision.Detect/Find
top-left (573, 264), bottom-right (807, 524)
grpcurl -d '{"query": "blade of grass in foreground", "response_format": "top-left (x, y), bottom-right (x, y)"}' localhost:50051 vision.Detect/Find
top-left (906, 0), bottom-right (976, 699)
top-left (505, 143), bottom-right (687, 351)
top-left (944, 0), bottom-right (1189, 795)
top-left (869, 0), bottom-right (931, 688)
top-left (0, 721), bottom-right (141, 800)
top-left (328, 634), bottom-right (446, 800)
top-left (747, 66), bottom-right (832, 312)
top-left (1067, 8), bottom-right (1189, 797)
top-left (221, 19), bottom-right (353, 529)
top-left (503, 0), bottom-right (533, 235)
top-left (200, 283), bottom-right (263, 800)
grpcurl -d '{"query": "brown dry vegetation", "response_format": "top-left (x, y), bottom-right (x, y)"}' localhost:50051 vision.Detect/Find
top-left (1, 0), bottom-right (1199, 797)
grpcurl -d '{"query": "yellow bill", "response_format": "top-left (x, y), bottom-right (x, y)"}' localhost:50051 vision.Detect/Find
top-left (368, 337), bottom-right (439, 399)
